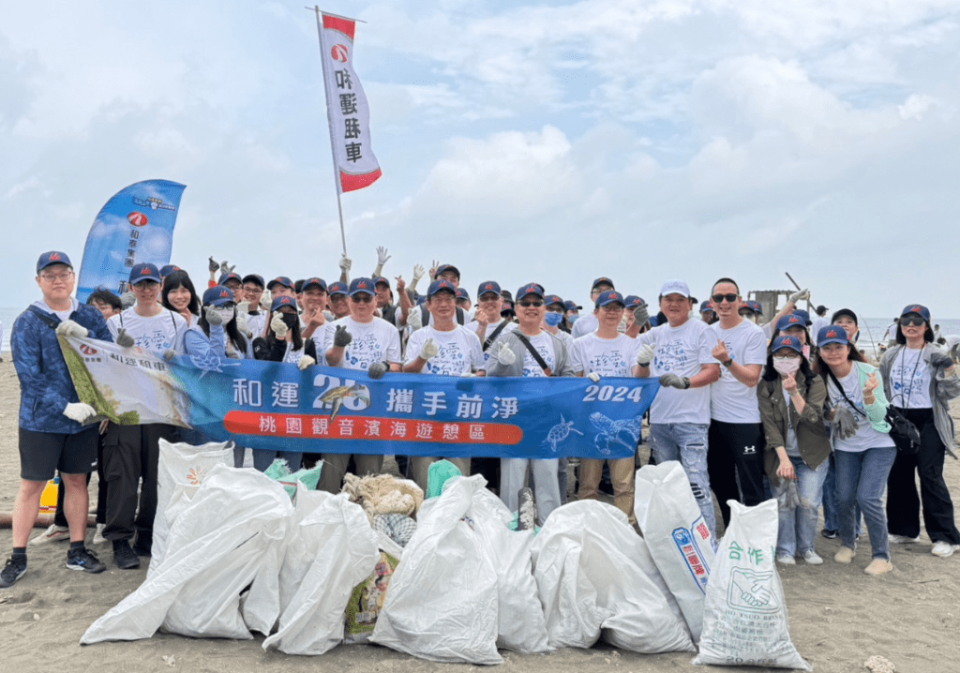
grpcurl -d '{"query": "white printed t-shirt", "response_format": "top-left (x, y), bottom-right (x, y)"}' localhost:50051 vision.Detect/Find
top-left (888, 347), bottom-right (932, 409)
top-left (570, 332), bottom-right (637, 377)
top-left (571, 313), bottom-right (599, 339)
top-left (324, 316), bottom-right (401, 371)
top-left (519, 331), bottom-right (556, 378)
top-left (635, 318), bottom-right (715, 424)
top-left (405, 325), bottom-right (483, 376)
top-left (709, 319), bottom-right (768, 423)
top-left (108, 307), bottom-right (188, 355)
top-left (466, 319), bottom-right (517, 364)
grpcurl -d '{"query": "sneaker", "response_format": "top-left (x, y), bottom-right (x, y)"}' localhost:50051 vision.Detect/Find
top-left (0, 556), bottom-right (27, 588)
top-left (29, 524), bottom-right (70, 545)
top-left (802, 550), bottom-right (824, 565)
top-left (834, 546), bottom-right (856, 564)
top-left (93, 524), bottom-right (107, 545)
top-left (113, 540), bottom-right (141, 570)
top-left (66, 547), bottom-right (107, 574)
top-left (888, 534), bottom-right (920, 544)
top-left (776, 553), bottom-right (796, 565)
top-left (821, 529), bottom-right (838, 539)
top-left (931, 541), bottom-right (960, 558)
top-left (864, 558), bottom-right (894, 575)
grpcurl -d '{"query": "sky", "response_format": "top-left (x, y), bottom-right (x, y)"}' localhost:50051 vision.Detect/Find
top-left (2, 1), bottom-right (959, 318)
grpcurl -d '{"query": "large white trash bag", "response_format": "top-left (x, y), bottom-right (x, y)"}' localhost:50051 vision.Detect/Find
top-left (635, 461), bottom-right (715, 642)
top-left (531, 501), bottom-right (695, 653)
top-left (370, 475), bottom-right (502, 665)
top-left (693, 500), bottom-right (812, 671)
top-left (151, 439), bottom-right (234, 573)
top-left (263, 485), bottom-right (380, 655)
top-left (469, 487), bottom-right (552, 654)
top-left (81, 466), bottom-right (292, 644)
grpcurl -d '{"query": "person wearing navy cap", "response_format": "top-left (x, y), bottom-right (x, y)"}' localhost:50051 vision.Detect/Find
top-left (433, 263), bottom-right (461, 286)
top-left (563, 300), bottom-right (582, 331)
top-left (738, 299), bottom-right (762, 325)
top-left (266, 276), bottom-right (295, 299)
top-left (466, 281), bottom-right (517, 364)
top-left (326, 281), bottom-right (351, 320)
top-left (879, 304), bottom-right (960, 559)
top-left (758, 334), bottom-right (831, 566)
top-left (543, 294), bottom-right (572, 340)
top-left (217, 272), bottom-right (244, 302)
top-left (372, 276), bottom-right (399, 327)
top-left (159, 264), bottom-right (181, 279)
top-left (455, 287), bottom-right (474, 321)
top-left (699, 300), bottom-right (718, 325)
top-left (815, 324), bottom-right (897, 575)
top-left (300, 277), bottom-right (331, 351)
top-left (2, 252), bottom-right (112, 587)
top-left (485, 283), bottom-right (573, 524)
top-left (571, 277), bottom-right (615, 339)
top-left (406, 271), bottom-right (468, 332)
top-left (771, 313), bottom-right (813, 360)
top-left (100, 262), bottom-right (189, 570)
top-left (319, 278), bottom-right (402, 493)
top-left (634, 279), bottom-right (722, 538)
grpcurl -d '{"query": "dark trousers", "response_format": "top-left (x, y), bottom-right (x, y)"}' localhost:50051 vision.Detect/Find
top-left (887, 408), bottom-right (960, 545)
top-left (708, 420), bottom-right (767, 527)
top-left (102, 423), bottom-right (180, 546)
top-left (54, 433), bottom-right (107, 528)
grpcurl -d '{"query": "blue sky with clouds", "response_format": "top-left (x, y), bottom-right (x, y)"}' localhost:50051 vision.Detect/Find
top-left (2, 1), bottom-right (959, 317)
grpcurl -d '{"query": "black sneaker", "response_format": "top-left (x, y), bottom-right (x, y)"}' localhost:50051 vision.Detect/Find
top-left (821, 529), bottom-right (838, 539)
top-left (0, 556), bottom-right (27, 588)
top-left (113, 540), bottom-right (141, 570)
top-left (67, 547), bottom-right (107, 574)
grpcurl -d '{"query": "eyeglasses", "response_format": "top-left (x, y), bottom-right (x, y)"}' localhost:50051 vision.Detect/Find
top-left (40, 271), bottom-right (74, 282)
top-left (351, 294), bottom-right (374, 303)
top-left (711, 293), bottom-right (738, 304)
top-left (518, 301), bottom-right (544, 308)
top-left (900, 315), bottom-right (925, 327)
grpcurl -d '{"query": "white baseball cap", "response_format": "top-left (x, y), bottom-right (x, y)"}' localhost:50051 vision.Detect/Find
top-left (659, 279), bottom-right (691, 298)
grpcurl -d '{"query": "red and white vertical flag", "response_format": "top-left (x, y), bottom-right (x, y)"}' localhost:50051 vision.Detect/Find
top-left (319, 12), bottom-right (382, 193)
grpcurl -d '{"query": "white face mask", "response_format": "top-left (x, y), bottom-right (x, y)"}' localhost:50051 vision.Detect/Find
top-left (773, 357), bottom-right (801, 378)
top-left (212, 307), bottom-right (234, 324)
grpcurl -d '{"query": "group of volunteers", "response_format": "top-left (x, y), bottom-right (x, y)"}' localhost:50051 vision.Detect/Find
top-left (3, 246), bottom-right (959, 590)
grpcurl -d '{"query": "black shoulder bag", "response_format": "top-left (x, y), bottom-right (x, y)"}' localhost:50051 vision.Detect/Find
top-left (513, 332), bottom-right (553, 377)
top-left (826, 366), bottom-right (919, 454)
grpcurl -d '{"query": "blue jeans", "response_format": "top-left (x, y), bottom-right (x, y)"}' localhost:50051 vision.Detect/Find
top-left (775, 457), bottom-right (829, 557)
top-left (649, 422), bottom-right (716, 539)
top-left (822, 452), bottom-right (862, 535)
top-left (834, 447), bottom-right (897, 559)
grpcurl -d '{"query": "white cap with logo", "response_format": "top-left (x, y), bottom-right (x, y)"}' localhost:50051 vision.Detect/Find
top-left (659, 279), bottom-right (691, 298)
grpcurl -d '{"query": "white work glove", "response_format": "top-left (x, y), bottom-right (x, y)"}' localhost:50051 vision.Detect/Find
top-left (493, 341), bottom-right (516, 366)
top-left (587, 372), bottom-right (601, 383)
top-left (120, 292), bottom-right (136, 310)
top-left (219, 260), bottom-right (234, 275)
top-left (339, 254), bottom-right (352, 274)
top-left (659, 373), bottom-right (691, 390)
top-left (235, 302), bottom-right (252, 338)
top-left (410, 264), bottom-right (425, 291)
top-left (56, 319), bottom-right (89, 338)
top-left (419, 338), bottom-right (439, 361)
top-left (163, 349), bottom-right (176, 361)
top-left (789, 288), bottom-right (810, 305)
top-left (271, 312), bottom-right (289, 339)
top-left (297, 355), bottom-right (316, 371)
top-left (204, 305), bottom-right (225, 326)
top-left (377, 246), bottom-right (391, 266)
top-left (408, 306), bottom-right (423, 330)
top-left (63, 402), bottom-right (96, 423)
top-left (259, 291), bottom-right (272, 311)
top-left (115, 328), bottom-right (135, 348)
top-left (635, 343), bottom-right (655, 367)
top-left (460, 371), bottom-right (478, 378)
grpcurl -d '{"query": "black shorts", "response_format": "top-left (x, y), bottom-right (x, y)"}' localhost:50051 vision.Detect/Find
top-left (19, 426), bottom-right (99, 482)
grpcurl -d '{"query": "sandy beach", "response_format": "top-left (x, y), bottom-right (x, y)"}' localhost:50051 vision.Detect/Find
top-left (1, 356), bottom-right (959, 673)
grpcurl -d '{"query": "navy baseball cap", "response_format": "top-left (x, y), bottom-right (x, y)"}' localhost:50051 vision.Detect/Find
top-left (793, 309), bottom-right (812, 326)
top-left (434, 264), bottom-right (461, 280)
top-left (218, 272), bottom-right (242, 286)
top-left (203, 285), bottom-right (236, 307)
top-left (302, 277), bottom-right (328, 292)
top-left (900, 304), bottom-right (931, 323)
top-left (477, 281), bottom-right (501, 298)
top-left (266, 276), bottom-right (293, 291)
top-left (592, 277), bottom-right (615, 291)
top-left (328, 281), bottom-right (348, 296)
top-left (564, 300), bottom-right (582, 311)
top-left (348, 277), bottom-right (375, 296)
top-left (456, 287), bottom-right (470, 302)
top-left (516, 283), bottom-right (545, 300)
top-left (700, 300), bottom-right (716, 314)
top-left (831, 308), bottom-right (858, 325)
top-left (428, 279), bottom-right (458, 297)
top-left (776, 313), bottom-right (805, 331)
top-left (271, 295), bottom-right (298, 312)
top-left (544, 294), bottom-right (564, 308)
top-left (818, 325), bottom-right (850, 346)
top-left (741, 300), bottom-right (762, 315)
top-left (160, 264), bottom-right (181, 278)
top-left (500, 289), bottom-right (514, 301)
top-left (242, 274), bottom-right (264, 288)
top-left (625, 295), bottom-right (644, 309)
top-left (772, 335), bottom-right (804, 355)
top-left (373, 276), bottom-right (390, 288)
top-left (36, 251), bottom-right (73, 273)
top-left (596, 290), bottom-right (626, 308)
top-left (129, 262), bottom-right (161, 285)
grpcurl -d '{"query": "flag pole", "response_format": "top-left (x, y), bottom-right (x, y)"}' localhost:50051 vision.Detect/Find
top-left (313, 5), bottom-right (348, 257)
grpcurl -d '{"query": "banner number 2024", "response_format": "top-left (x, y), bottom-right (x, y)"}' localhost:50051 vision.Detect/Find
top-left (582, 384), bottom-right (646, 403)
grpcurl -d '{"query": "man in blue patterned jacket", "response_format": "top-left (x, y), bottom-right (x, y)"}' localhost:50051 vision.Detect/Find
top-left (1, 252), bottom-right (113, 588)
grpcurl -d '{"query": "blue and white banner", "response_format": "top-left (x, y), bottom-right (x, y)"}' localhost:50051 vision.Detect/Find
top-left (76, 180), bottom-right (187, 302)
top-left (60, 336), bottom-right (659, 460)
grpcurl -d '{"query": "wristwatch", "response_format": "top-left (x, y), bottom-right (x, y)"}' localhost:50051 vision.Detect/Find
top-left (722, 359), bottom-right (733, 367)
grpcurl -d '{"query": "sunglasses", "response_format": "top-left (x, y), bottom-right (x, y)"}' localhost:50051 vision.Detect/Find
top-left (351, 294), bottom-right (374, 303)
top-left (519, 300), bottom-right (544, 308)
top-left (900, 314), bottom-right (926, 327)
top-left (711, 293), bottom-right (738, 304)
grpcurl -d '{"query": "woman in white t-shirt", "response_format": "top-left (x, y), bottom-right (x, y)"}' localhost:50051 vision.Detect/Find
top-left (815, 325), bottom-right (895, 575)
top-left (879, 305), bottom-right (960, 559)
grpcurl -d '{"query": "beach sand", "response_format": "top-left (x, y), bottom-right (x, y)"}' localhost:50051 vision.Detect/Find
top-left (1, 356), bottom-right (959, 673)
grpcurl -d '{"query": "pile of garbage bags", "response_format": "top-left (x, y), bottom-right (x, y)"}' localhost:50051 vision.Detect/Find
top-left (80, 446), bottom-right (809, 669)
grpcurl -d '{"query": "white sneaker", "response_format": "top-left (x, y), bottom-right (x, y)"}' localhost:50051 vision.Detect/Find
top-left (776, 553), bottom-right (796, 565)
top-left (93, 523), bottom-right (107, 545)
top-left (931, 541), bottom-right (960, 558)
top-left (802, 550), bottom-right (824, 565)
top-left (888, 534), bottom-right (920, 544)
top-left (29, 524), bottom-right (70, 545)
